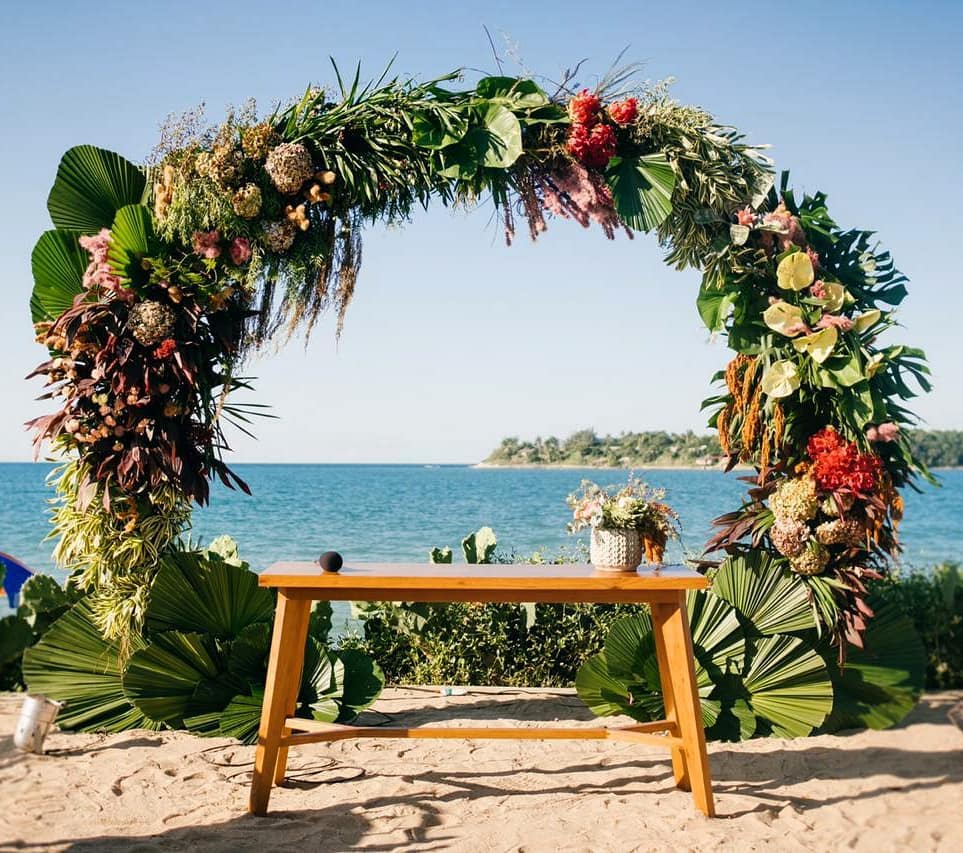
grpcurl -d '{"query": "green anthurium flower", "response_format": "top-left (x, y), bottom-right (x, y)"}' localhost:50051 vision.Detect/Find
top-left (760, 360), bottom-right (801, 398)
top-left (820, 281), bottom-right (847, 312)
top-left (854, 309), bottom-right (882, 333)
top-left (763, 301), bottom-right (807, 337)
top-left (792, 326), bottom-right (838, 364)
top-left (777, 252), bottom-right (814, 291)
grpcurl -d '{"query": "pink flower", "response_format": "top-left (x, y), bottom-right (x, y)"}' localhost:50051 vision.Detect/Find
top-left (736, 207), bottom-right (755, 227)
top-left (78, 228), bottom-right (126, 297)
top-left (807, 247), bottom-right (820, 270)
top-left (877, 422), bottom-right (900, 442)
top-left (866, 426), bottom-right (879, 442)
top-left (784, 321), bottom-right (812, 336)
top-left (192, 230), bottom-right (222, 259)
top-left (810, 280), bottom-right (826, 299)
top-left (79, 229), bottom-right (111, 265)
top-left (816, 313), bottom-right (854, 332)
top-left (229, 237), bottom-right (252, 265)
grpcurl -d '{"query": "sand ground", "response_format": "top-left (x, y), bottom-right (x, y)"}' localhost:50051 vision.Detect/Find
top-left (2, 688), bottom-right (961, 852)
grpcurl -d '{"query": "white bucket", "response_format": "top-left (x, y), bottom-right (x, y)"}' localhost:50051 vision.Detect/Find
top-left (13, 695), bottom-right (63, 754)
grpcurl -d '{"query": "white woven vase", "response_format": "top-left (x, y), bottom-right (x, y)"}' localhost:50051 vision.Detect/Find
top-left (590, 527), bottom-right (643, 573)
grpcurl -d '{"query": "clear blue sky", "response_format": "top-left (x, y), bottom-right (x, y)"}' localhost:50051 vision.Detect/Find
top-left (1, 0), bottom-right (960, 463)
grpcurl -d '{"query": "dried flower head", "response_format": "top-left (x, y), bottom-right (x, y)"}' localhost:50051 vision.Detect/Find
top-left (769, 476), bottom-right (818, 523)
top-left (263, 220), bottom-right (297, 252)
top-left (770, 517), bottom-right (809, 558)
top-left (789, 542), bottom-right (829, 576)
top-left (232, 183), bottom-right (262, 219)
top-left (127, 300), bottom-right (176, 346)
top-left (815, 518), bottom-right (865, 547)
top-left (241, 122), bottom-right (280, 160)
top-left (265, 142), bottom-right (314, 194)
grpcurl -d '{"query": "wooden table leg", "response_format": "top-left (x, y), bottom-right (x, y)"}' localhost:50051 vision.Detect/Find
top-left (653, 592), bottom-right (716, 818)
top-left (249, 591), bottom-right (311, 816)
top-left (650, 602), bottom-right (690, 791)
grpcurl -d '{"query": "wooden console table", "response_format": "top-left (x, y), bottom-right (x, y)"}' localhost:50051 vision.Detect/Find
top-left (249, 562), bottom-right (715, 817)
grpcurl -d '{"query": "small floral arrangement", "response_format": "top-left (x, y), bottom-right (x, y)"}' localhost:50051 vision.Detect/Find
top-left (567, 477), bottom-right (680, 563)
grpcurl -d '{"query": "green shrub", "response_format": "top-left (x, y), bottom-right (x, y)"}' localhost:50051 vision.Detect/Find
top-left (874, 563), bottom-right (962, 689)
top-left (344, 601), bottom-right (645, 687)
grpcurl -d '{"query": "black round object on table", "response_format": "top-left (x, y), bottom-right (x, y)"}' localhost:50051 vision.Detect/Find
top-left (318, 551), bottom-right (343, 573)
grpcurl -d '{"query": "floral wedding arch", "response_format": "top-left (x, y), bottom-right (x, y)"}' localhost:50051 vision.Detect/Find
top-left (27, 65), bottom-right (931, 655)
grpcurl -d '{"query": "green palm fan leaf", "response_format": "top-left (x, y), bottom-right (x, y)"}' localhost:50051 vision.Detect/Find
top-left (575, 653), bottom-right (647, 719)
top-left (47, 145), bottom-right (147, 233)
top-left (818, 595), bottom-right (925, 732)
top-left (743, 634), bottom-right (833, 738)
top-left (606, 152), bottom-right (676, 232)
top-left (107, 204), bottom-right (156, 286)
top-left (146, 550), bottom-right (275, 639)
top-left (712, 550), bottom-right (816, 635)
top-left (122, 630), bottom-right (241, 727)
top-left (217, 689), bottom-right (265, 743)
top-left (299, 637), bottom-right (344, 722)
top-left (30, 229), bottom-right (88, 322)
top-left (22, 599), bottom-right (159, 732)
top-left (577, 595), bottom-right (747, 729)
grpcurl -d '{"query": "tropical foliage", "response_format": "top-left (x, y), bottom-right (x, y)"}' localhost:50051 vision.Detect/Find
top-left (576, 550), bottom-right (925, 739)
top-left (21, 539), bottom-right (383, 743)
top-left (346, 535), bottom-right (931, 738)
top-left (24, 60), bottom-right (928, 667)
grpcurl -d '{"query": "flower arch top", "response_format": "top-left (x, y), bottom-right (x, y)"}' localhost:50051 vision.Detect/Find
top-left (27, 65), bottom-right (930, 646)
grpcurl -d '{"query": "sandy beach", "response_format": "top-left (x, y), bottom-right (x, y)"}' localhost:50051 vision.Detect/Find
top-left (2, 687), bottom-right (961, 852)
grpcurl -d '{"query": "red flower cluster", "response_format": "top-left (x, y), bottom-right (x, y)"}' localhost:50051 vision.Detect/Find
top-left (153, 338), bottom-right (177, 360)
top-left (807, 427), bottom-right (882, 494)
top-left (568, 89), bottom-right (601, 126)
top-left (566, 122), bottom-right (618, 169)
top-left (608, 97), bottom-right (638, 126)
top-left (565, 90), bottom-right (620, 169)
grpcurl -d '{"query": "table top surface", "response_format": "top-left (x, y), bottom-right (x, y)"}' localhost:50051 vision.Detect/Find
top-left (260, 562), bottom-right (708, 592)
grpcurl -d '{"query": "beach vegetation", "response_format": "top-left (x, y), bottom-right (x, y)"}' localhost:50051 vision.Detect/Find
top-left (20, 539), bottom-right (383, 743)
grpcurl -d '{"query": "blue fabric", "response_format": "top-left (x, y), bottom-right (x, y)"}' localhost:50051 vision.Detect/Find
top-left (0, 552), bottom-right (33, 608)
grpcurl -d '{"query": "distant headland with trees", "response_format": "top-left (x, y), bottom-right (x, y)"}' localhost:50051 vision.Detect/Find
top-left (481, 429), bottom-right (963, 469)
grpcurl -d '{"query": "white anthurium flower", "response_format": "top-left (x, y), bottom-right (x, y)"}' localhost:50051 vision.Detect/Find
top-left (866, 352), bottom-right (886, 377)
top-left (777, 252), bottom-right (815, 291)
top-left (760, 360), bottom-right (801, 398)
top-left (763, 301), bottom-right (807, 337)
top-left (820, 282), bottom-right (847, 312)
top-left (793, 326), bottom-right (838, 364)
top-left (854, 309), bottom-right (882, 333)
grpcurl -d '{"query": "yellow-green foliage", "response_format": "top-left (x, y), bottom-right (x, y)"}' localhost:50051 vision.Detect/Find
top-left (48, 459), bottom-right (192, 642)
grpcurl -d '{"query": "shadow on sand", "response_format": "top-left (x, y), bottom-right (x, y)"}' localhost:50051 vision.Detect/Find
top-left (8, 695), bottom-right (962, 851)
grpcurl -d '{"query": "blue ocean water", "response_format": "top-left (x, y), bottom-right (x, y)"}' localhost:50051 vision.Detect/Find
top-left (1, 463), bottom-right (960, 619)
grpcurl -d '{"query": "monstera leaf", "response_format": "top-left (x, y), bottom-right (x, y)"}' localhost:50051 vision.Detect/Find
top-left (22, 599), bottom-right (159, 732)
top-left (818, 595), bottom-right (925, 733)
top-left (47, 145), bottom-right (147, 233)
top-left (606, 153), bottom-right (676, 232)
top-left (30, 229), bottom-right (89, 322)
top-left (146, 549), bottom-right (275, 639)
